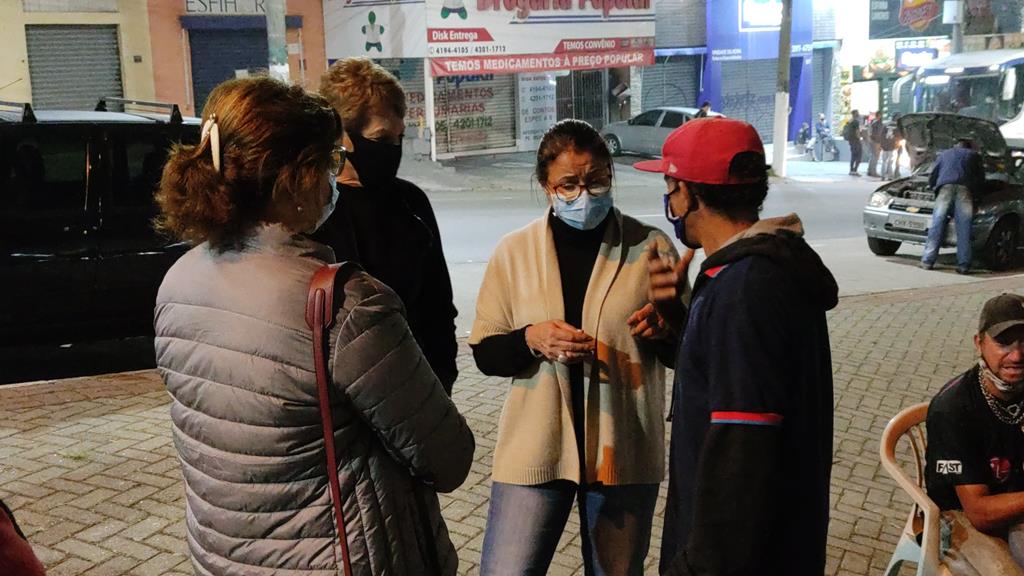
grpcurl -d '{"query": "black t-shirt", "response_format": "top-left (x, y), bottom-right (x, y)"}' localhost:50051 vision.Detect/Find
top-left (926, 366), bottom-right (1024, 512)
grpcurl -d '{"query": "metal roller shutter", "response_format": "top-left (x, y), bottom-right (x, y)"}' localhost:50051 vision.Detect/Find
top-left (376, 59), bottom-right (427, 137)
top-left (26, 25), bottom-right (123, 110)
top-left (188, 28), bottom-right (268, 113)
top-left (642, 56), bottom-right (699, 110)
top-left (434, 74), bottom-right (517, 155)
top-left (721, 59), bottom-right (778, 142)
top-left (813, 48), bottom-right (833, 119)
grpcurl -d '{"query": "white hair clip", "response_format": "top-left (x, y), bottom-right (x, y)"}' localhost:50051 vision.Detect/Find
top-left (200, 114), bottom-right (222, 173)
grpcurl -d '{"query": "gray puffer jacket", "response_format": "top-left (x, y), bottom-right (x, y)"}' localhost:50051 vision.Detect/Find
top-left (154, 224), bottom-right (475, 576)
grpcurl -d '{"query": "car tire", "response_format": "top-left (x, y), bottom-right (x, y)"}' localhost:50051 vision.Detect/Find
top-left (984, 218), bottom-right (1019, 271)
top-left (605, 135), bottom-right (622, 157)
top-left (867, 236), bottom-right (901, 256)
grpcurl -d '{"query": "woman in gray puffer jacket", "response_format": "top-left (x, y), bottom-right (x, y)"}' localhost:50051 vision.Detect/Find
top-left (153, 77), bottom-right (475, 576)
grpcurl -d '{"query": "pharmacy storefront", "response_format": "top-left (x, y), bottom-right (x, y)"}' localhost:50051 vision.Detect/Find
top-left (324, 0), bottom-right (654, 158)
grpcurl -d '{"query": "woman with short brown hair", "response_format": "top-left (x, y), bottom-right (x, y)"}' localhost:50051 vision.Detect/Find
top-left (317, 58), bottom-right (460, 393)
top-left (154, 76), bottom-right (474, 576)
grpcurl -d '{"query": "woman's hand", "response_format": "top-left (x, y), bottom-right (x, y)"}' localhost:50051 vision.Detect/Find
top-left (627, 303), bottom-right (671, 340)
top-left (525, 320), bottom-right (595, 364)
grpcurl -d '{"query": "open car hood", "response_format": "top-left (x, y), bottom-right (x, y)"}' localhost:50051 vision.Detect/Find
top-left (899, 113), bottom-right (1007, 162)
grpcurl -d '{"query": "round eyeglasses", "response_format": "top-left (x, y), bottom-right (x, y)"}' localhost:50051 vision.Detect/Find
top-left (329, 145), bottom-right (347, 175)
top-left (552, 181), bottom-right (612, 202)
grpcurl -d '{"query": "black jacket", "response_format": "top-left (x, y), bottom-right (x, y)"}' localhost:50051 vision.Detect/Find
top-left (313, 178), bottom-right (459, 393)
top-left (661, 216), bottom-right (837, 576)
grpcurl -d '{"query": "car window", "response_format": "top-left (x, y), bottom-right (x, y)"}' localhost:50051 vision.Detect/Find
top-left (661, 112), bottom-right (684, 129)
top-left (108, 125), bottom-right (199, 212)
top-left (0, 126), bottom-right (88, 215)
top-left (633, 111), bottom-right (661, 127)
top-left (110, 128), bottom-right (172, 211)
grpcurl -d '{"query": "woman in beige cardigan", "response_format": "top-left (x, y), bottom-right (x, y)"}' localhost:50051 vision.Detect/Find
top-left (470, 119), bottom-right (687, 575)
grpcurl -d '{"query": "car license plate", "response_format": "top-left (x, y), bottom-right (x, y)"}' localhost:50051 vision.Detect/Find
top-left (888, 215), bottom-right (927, 231)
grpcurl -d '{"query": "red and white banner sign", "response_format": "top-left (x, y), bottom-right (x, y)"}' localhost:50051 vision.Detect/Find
top-left (430, 48), bottom-right (652, 76)
top-left (425, 0), bottom-right (654, 75)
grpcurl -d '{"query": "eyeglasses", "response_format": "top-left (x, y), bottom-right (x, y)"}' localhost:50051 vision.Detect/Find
top-left (329, 145), bottom-right (347, 175)
top-left (551, 180), bottom-right (612, 202)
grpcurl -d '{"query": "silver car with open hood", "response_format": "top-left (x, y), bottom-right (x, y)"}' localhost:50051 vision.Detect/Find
top-left (862, 112), bottom-right (1024, 270)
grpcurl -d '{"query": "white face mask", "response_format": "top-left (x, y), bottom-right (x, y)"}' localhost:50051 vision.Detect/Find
top-left (980, 357), bottom-right (1024, 394)
top-left (313, 173), bottom-right (339, 232)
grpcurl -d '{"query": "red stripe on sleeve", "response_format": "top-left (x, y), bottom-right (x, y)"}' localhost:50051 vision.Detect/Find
top-left (710, 411), bottom-right (784, 426)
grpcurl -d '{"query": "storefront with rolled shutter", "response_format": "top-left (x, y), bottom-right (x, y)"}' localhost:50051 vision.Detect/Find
top-left (641, 54), bottom-right (700, 110)
top-left (183, 15), bottom-right (304, 113)
top-left (433, 73), bottom-right (518, 156)
top-left (25, 24), bottom-right (124, 110)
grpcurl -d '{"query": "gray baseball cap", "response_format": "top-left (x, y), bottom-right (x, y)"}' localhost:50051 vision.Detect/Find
top-left (979, 293), bottom-right (1024, 337)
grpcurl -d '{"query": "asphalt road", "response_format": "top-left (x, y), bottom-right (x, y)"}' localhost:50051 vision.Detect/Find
top-left (4, 154), bottom-right (1021, 383)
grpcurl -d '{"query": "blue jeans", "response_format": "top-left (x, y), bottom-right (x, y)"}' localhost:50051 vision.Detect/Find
top-left (480, 480), bottom-right (659, 576)
top-left (923, 184), bottom-right (974, 269)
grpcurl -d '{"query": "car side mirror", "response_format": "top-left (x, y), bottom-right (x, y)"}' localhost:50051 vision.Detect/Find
top-left (628, 118), bottom-right (635, 126)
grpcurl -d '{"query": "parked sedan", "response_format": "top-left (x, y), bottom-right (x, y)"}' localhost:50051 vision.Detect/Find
top-left (600, 106), bottom-right (723, 156)
top-left (863, 113), bottom-right (1024, 270)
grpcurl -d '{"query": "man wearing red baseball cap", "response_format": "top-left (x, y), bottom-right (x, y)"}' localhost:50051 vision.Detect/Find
top-left (635, 117), bottom-right (838, 576)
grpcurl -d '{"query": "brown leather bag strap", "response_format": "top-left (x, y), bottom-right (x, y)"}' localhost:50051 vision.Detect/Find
top-left (306, 262), bottom-right (359, 576)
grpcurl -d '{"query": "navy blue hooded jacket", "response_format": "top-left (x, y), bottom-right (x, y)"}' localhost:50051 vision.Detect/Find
top-left (660, 215), bottom-right (837, 576)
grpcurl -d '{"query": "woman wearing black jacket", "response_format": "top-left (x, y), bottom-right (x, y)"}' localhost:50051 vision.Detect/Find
top-left (317, 58), bottom-right (459, 393)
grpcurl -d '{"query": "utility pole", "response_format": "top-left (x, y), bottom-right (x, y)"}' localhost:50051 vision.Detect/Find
top-left (949, 0), bottom-right (964, 54)
top-left (772, 0), bottom-right (793, 178)
top-left (267, 0), bottom-right (289, 82)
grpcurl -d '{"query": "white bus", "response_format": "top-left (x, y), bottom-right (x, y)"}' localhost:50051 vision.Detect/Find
top-left (905, 49), bottom-right (1024, 146)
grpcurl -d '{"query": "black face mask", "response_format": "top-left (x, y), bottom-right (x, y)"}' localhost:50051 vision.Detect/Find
top-left (348, 131), bottom-right (402, 189)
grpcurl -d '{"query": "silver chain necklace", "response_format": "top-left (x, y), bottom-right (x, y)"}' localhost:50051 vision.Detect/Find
top-left (978, 370), bottom-right (1024, 428)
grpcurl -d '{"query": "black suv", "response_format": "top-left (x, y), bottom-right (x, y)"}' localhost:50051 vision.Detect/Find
top-left (0, 99), bottom-right (200, 346)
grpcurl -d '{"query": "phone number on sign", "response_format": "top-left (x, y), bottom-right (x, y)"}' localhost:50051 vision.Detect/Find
top-left (436, 116), bottom-right (494, 131)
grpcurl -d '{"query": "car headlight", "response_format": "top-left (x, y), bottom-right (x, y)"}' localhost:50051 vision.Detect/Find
top-left (869, 192), bottom-right (890, 208)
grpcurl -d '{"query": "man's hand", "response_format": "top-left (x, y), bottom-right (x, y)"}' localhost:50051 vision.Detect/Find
top-left (627, 303), bottom-right (671, 340)
top-left (525, 320), bottom-right (595, 364)
top-left (647, 242), bottom-right (695, 304)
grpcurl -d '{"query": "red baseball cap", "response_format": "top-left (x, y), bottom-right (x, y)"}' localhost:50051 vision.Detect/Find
top-left (634, 117), bottom-right (767, 184)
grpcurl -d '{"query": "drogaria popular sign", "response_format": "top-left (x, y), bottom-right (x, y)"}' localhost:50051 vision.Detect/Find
top-left (426, 0), bottom-right (654, 76)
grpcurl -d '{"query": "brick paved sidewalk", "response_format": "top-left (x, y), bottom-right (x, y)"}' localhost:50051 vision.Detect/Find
top-left (4, 275), bottom-right (1024, 575)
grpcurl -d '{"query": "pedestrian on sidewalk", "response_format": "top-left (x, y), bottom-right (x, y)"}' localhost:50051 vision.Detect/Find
top-left (844, 109), bottom-right (863, 176)
top-left (634, 117), bottom-right (837, 576)
top-left (470, 119), bottom-right (687, 575)
top-left (813, 112), bottom-right (833, 162)
top-left (316, 57), bottom-right (460, 394)
top-left (879, 114), bottom-right (898, 180)
top-left (924, 293), bottom-right (1024, 574)
top-left (868, 110), bottom-right (885, 177)
top-left (921, 138), bottom-right (984, 274)
top-left (153, 77), bottom-right (474, 576)
top-left (893, 112), bottom-right (905, 179)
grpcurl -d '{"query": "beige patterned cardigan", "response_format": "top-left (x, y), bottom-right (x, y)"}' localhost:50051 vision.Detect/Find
top-left (470, 208), bottom-right (679, 486)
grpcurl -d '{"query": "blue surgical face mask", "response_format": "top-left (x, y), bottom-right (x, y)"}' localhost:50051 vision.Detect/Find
top-left (314, 173), bottom-right (340, 232)
top-left (552, 191), bottom-right (613, 230)
top-left (664, 186), bottom-right (701, 250)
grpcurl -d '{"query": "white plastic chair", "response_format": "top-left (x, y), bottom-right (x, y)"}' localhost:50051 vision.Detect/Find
top-left (879, 402), bottom-right (952, 576)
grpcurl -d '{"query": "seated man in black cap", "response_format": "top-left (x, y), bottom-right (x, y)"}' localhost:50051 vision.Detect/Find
top-left (927, 293), bottom-right (1024, 574)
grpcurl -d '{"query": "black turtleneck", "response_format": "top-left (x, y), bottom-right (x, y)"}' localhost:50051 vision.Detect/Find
top-left (472, 211), bottom-right (608, 376)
